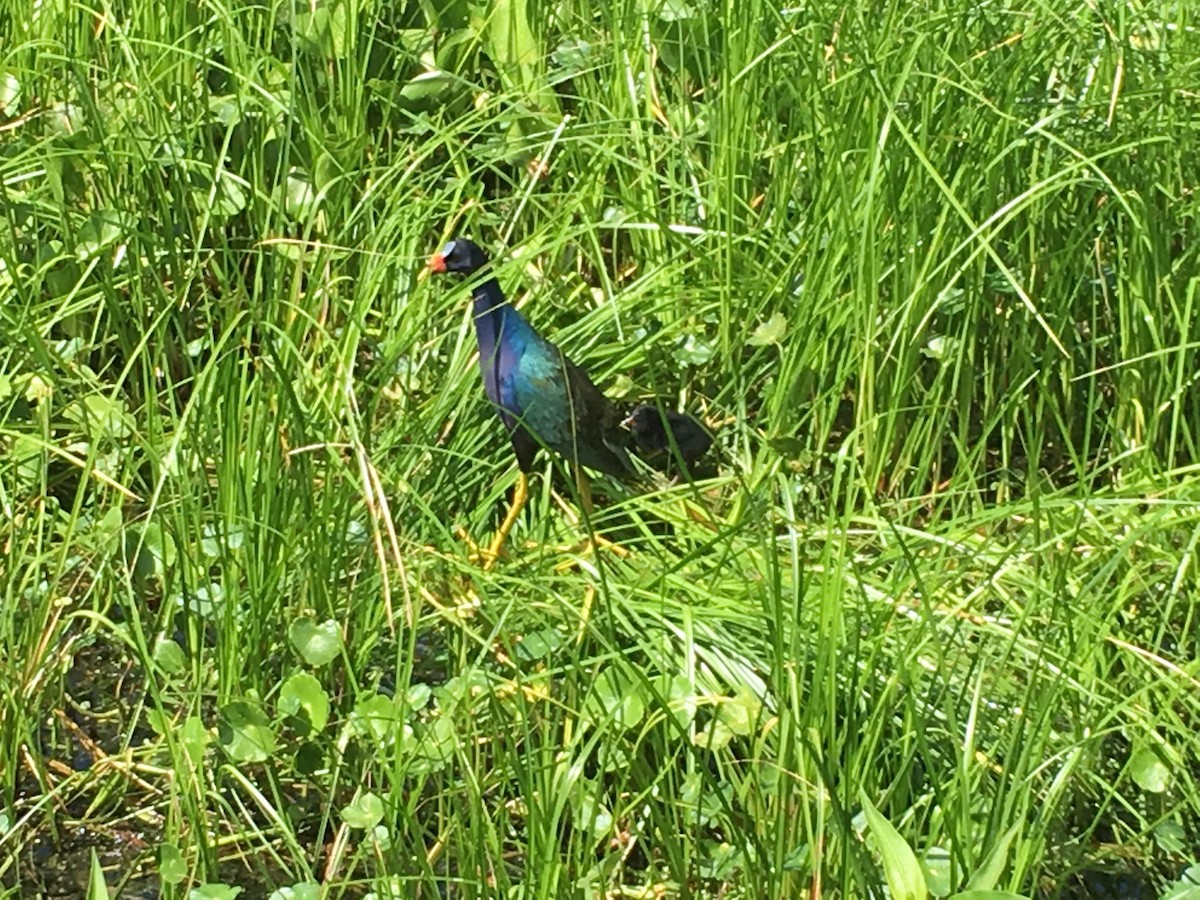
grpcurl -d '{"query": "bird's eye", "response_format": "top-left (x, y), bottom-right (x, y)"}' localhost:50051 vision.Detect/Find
top-left (440, 240), bottom-right (457, 257)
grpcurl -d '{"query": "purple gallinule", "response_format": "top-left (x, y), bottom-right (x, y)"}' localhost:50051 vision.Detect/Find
top-left (429, 237), bottom-right (633, 566)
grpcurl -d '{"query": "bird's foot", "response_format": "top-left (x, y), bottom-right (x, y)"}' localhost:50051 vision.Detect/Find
top-left (552, 532), bottom-right (629, 573)
top-left (454, 525), bottom-right (503, 571)
top-left (457, 472), bottom-right (529, 570)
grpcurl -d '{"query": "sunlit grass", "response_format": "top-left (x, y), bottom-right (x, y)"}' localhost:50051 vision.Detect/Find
top-left (1, 0), bottom-right (1199, 897)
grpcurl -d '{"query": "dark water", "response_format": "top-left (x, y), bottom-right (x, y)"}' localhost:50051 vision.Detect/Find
top-left (6, 635), bottom-right (162, 897)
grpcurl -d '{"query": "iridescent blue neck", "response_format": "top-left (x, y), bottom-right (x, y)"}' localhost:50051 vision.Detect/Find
top-left (471, 276), bottom-right (509, 322)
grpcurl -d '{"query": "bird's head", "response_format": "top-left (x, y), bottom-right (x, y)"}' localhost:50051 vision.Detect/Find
top-left (621, 406), bottom-right (665, 443)
top-left (428, 238), bottom-right (490, 276)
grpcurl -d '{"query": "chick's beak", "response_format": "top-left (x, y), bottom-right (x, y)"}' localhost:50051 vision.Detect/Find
top-left (427, 253), bottom-right (447, 274)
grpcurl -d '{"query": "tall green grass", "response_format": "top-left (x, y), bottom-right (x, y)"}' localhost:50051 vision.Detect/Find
top-left (1, 0), bottom-right (1198, 896)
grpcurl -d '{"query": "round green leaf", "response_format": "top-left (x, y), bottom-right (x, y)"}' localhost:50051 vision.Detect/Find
top-left (284, 169), bottom-right (317, 220)
top-left (515, 627), bottom-right (563, 661)
top-left (267, 883), bottom-right (320, 900)
top-left (340, 791), bottom-right (384, 829)
top-left (584, 668), bottom-right (646, 730)
top-left (74, 209), bottom-right (135, 260)
top-left (573, 789), bottom-right (613, 840)
top-left (180, 715), bottom-right (210, 768)
top-left (350, 693), bottom-right (400, 742)
top-left (747, 311), bottom-right (787, 347)
top-left (293, 741), bottom-right (325, 776)
top-left (664, 675), bottom-right (698, 728)
top-left (158, 842), bottom-right (187, 885)
top-left (217, 700), bottom-right (277, 763)
top-left (145, 708), bottom-right (172, 737)
top-left (1130, 746), bottom-right (1171, 793)
top-left (0, 71), bottom-right (19, 116)
top-left (279, 672), bottom-right (330, 733)
top-left (673, 333), bottom-right (715, 366)
top-left (399, 69), bottom-right (454, 104)
top-left (289, 618), bottom-right (343, 667)
top-left (188, 885), bottom-right (242, 900)
top-left (405, 683), bottom-right (432, 712)
top-left (716, 690), bottom-right (761, 737)
top-left (153, 638), bottom-right (186, 675)
top-left (125, 522), bottom-right (176, 583)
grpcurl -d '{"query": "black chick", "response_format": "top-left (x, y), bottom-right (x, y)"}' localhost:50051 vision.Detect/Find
top-left (623, 405), bottom-right (714, 477)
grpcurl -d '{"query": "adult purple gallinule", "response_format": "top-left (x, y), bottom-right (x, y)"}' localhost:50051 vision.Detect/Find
top-left (428, 237), bottom-right (634, 566)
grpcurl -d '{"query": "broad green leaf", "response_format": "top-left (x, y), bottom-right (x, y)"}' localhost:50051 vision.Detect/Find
top-left (159, 842), bottom-right (187, 884)
top-left (399, 69), bottom-right (454, 104)
top-left (405, 683), bottom-right (432, 712)
top-left (923, 334), bottom-right (956, 360)
top-left (46, 101), bottom-right (83, 136)
top-left (268, 883), bottom-right (321, 900)
top-left (153, 638), bottom-right (186, 675)
top-left (965, 823), bottom-right (1020, 891)
top-left (922, 846), bottom-right (952, 896)
top-left (674, 333), bottom-right (715, 366)
top-left (859, 788), bottom-right (928, 900)
top-left (293, 6), bottom-right (331, 55)
top-left (289, 617), bottom-right (343, 666)
top-left (584, 668), bottom-right (646, 729)
top-left (515, 627), bottom-right (563, 661)
top-left (416, 715), bottom-right (458, 763)
top-left (283, 169), bottom-right (318, 220)
top-left (64, 394), bottom-right (132, 439)
top-left (75, 209), bottom-right (135, 260)
top-left (680, 772), bottom-right (729, 827)
top-left (693, 717), bottom-right (735, 751)
top-left (145, 708), bottom-right (172, 736)
top-left (279, 672), bottom-right (330, 732)
top-left (349, 693), bottom-right (400, 742)
top-left (573, 788), bottom-right (613, 839)
top-left (1130, 745), bottom-right (1170, 793)
top-left (201, 523), bottom-right (245, 558)
top-left (550, 39), bottom-right (593, 75)
top-left (340, 791), bottom-right (384, 829)
top-left (663, 675), bottom-right (698, 728)
top-left (656, 0), bottom-right (698, 21)
top-left (189, 885), bottom-right (242, 900)
top-left (184, 582), bottom-right (225, 617)
top-left (218, 699), bottom-right (277, 763)
top-left (1154, 820), bottom-right (1188, 855)
top-left (482, 0), bottom-right (558, 116)
top-left (947, 893), bottom-right (1030, 900)
top-left (748, 312), bottom-right (788, 347)
top-left (1161, 864), bottom-right (1200, 900)
top-left (717, 690), bottom-right (761, 737)
top-left (125, 523), bottom-right (176, 583)
top-left (327, 0), bottom-right (350, 57)
top-left (208, 171), bottom-right (248, 219)
top-left (0, 70), bottom-right (19, 116)
top-left (87, 505), bottom-right (125, 556)
top-left (293, 741), bottom-right (324, 775)
top-left (371, 825), bottom-right (393, 850)
top-left (180, 716), bottom-right (210, 769)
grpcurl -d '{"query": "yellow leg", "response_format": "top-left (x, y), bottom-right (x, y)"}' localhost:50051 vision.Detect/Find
top-left (481, 471), bottom-right (529, 570)
top-left (575, 465), bottom-right (594, 518)
top-left (553, 466), bottom-right (628, 573)
top-left (574, 466), bottom-right (626, 556)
